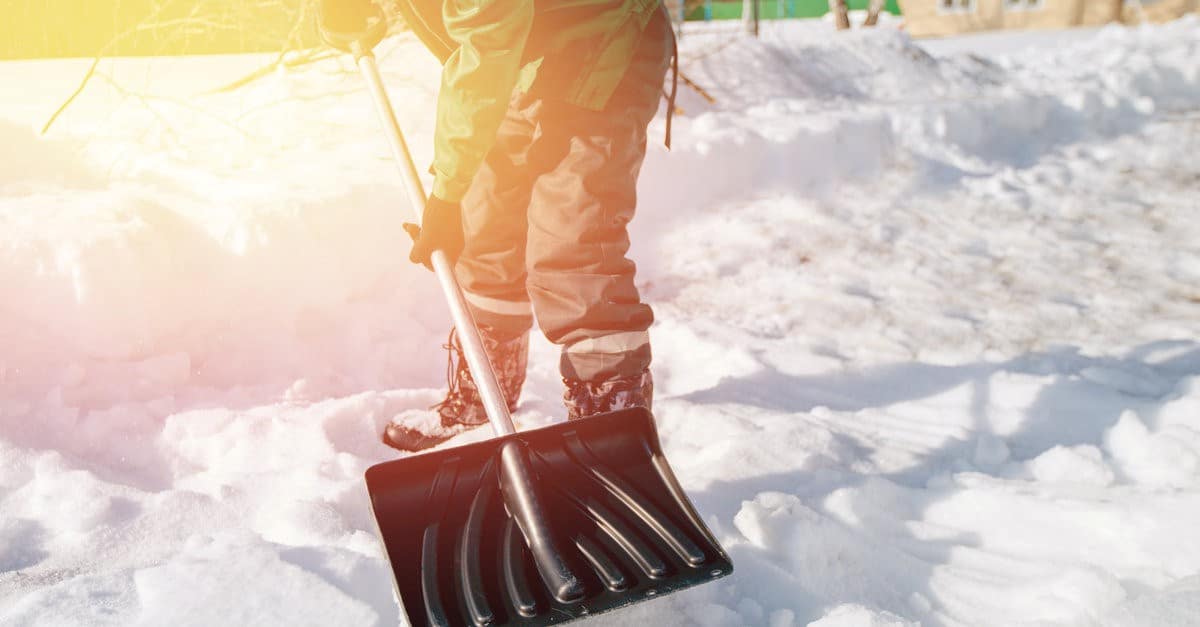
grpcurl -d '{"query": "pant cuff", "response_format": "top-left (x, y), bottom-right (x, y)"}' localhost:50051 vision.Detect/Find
top-left (560, 331), bottom-right (652, 381)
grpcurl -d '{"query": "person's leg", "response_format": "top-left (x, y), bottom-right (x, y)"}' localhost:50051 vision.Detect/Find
top-left (523, 8), bottom-right (673, 418)
top-left (384, 95), bottom-right (539, 451)
top-left (455, 93), bottom-right (540, 343)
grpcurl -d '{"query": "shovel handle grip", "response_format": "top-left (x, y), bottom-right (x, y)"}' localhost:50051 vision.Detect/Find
top-left (353, 46), bottom-right (516, 438)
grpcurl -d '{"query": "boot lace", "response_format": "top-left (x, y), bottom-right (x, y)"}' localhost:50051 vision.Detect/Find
top-left (432, 327), bottom-right (471, 416)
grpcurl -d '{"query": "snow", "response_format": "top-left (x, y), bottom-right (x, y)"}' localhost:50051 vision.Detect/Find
top-left (2, 15), bottom-right (1200, 627)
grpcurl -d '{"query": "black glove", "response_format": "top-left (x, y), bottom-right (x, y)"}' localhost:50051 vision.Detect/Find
top-left (318, 0), bottom-right (388, 54)
top-left (402, 195), bottom-right (464, 271)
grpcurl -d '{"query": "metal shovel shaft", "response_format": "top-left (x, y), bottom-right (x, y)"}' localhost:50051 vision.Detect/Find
top-left (353, 46), bottom-right (515, 438)
top-left (352, 47), bottom-right (589, 607)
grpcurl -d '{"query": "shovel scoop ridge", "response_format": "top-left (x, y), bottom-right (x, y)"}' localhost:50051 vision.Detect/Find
top-left (366, 408), bottom-right (733, 626)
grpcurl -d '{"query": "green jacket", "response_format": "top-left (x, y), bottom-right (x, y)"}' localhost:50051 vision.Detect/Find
top-left (394, 0), bottom-right (663, 202)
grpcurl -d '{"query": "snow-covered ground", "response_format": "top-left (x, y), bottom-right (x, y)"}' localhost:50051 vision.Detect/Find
top-left (2, 15), bottom-right (1200, 627)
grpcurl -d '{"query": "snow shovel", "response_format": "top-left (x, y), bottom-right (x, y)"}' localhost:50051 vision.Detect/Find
top-left (351, 43), bottom-right (732, 626)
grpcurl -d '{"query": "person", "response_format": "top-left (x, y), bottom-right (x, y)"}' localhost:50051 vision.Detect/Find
top-left (318, 0), bottom-right (677, 451)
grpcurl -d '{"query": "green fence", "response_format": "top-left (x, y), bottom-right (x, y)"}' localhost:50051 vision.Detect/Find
top-left (685, 0), bottom-right (901, 20)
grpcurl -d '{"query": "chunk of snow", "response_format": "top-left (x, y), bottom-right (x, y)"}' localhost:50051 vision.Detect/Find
top-left (1104, 410), bottom-right (1200, 489)
top-left (1026, 445), bottom-right (1115, 487)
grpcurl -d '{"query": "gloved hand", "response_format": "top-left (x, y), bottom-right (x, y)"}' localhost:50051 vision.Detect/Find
top-left (318, 0), bottom-right (388, 54)
top-left (402, 195), bottom-right (465, 271)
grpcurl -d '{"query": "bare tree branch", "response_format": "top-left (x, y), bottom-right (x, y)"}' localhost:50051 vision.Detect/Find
top-left (205, 48), bottom-right (337, 95)
top-left (681, 71), bottom-right (718, 105)
top-left (41, 0), bottom-right (315, 135)
top-left (41, 55), bottom-right (103, 135)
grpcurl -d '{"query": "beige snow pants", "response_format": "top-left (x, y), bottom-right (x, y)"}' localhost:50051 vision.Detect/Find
top-left (453, 8), bottom-right (673, 382)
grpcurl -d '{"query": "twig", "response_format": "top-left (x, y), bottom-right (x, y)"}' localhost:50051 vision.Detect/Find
top-left (95, 71), bottom-right (256, 141)
top-left (93, 72), bottom-right (181, 148)
top-left (40, 0), bottom-right (311, 135)
top-left (680, 70), bottom-right (717, 104)
top-left (40, 56), bottom-right (103, 135)
top-left (205, 0), bottom-right (324, 95)
top-left (39, 0), bottom-right (175, 135)
top-left (204, 48), bottom-right (338, 95)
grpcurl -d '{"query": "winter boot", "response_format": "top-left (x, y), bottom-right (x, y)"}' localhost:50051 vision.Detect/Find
top-left (383, 327), bottom-right (528, 452)
top-left (563, 370), bottom-right (654, 421)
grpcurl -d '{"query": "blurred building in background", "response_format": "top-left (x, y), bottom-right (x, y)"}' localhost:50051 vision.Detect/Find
top-left (898, 0), bottom-right (1198, 37)
top-left (1124, 0), bottom-right (1200, 21)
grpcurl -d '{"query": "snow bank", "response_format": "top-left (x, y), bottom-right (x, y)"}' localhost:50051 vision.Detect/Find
top-left (641, 17), bottom-right (1200, 234)
top-left (4, 19), bottom-right (1198, 406)
top-left (0, 54), bottom-right (457, 414)
top-left (0, 120), bottom-right (99, 192)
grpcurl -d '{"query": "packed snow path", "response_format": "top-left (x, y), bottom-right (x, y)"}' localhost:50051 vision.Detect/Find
top-left (2, 17), bottom-right (1199, 627)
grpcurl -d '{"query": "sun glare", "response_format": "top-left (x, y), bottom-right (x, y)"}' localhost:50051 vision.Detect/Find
top-left (3, 1), bottom-right (319, 60)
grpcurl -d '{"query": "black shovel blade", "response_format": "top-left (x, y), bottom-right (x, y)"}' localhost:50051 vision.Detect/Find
top-left (365, 407), bottom-right (733, 626)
